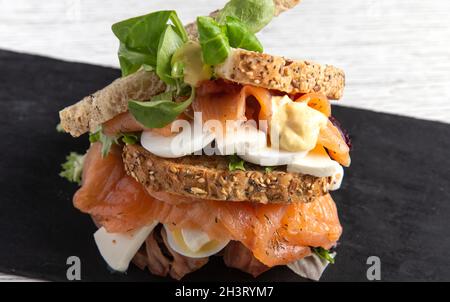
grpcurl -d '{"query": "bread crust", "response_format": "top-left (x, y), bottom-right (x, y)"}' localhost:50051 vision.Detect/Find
top-left (123, 144), bottom-right (329, 204)
top-left (185, 1), bottom-right (302, 39)
top-left (59, 70), bottom-right (165, 137)
top-left (214, 49), bottom-right (345, 99)
top-left (274, 0), bottom-right (302, 16)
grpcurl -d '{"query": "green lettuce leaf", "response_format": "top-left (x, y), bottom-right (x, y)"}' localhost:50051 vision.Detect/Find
top-left (216, 0), bottom-right (275, 33)
top-left (264, 166), bottom-right (274, 173)
top-left (225, 16), bottom-right (263, 52)
top-left (312, 247), bottom-right (335, 264)
top-left (156, 25), bottom-right (186, 85)
top-left (89, 129), bottom-right (116, 157)
top-left (121, 133), bottom-right (140, 145)
top-left (229, 154), bottom-right (246, 171)
top-left (197, 16), bottom-right (231, 65)
top-left (112, 10), bottom-right (187, 77)
top-left (117, 42), bottom-right (155, 76)
top-left (90, 128), bottom-right (139, 157)
top-left (60, 152), bottom-right (85, 185)
top-left (197, 14), bottom-right (264, 66)
top-left (128, 87), bottom-right (195, 129)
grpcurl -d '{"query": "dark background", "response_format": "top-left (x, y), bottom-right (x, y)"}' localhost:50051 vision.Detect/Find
top-left (0, 49), bottom-right (449, 281)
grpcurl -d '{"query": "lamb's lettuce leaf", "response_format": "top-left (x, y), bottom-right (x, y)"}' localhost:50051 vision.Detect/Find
top-left (156, 25), bottom-right (186, 85)
top-left (197, 11), bottom-right (264, 65)
top-left (197, 16), bottom-right (231, 65)
top-left (225, 16), bottom-right (263, 52)
top-left (128, 87), bottom-right (195, 129)
top-left (112, 10), bottom-right (187, 77)
top-left (216, 0), bottom-right (275, 33)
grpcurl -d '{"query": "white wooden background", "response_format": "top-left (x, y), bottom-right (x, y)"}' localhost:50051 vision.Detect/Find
top-left (0, 0), bottom-right (449, 281)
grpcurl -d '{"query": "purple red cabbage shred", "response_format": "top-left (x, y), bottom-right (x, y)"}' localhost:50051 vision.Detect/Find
top-left (329, 116), bottom-right (352, 150)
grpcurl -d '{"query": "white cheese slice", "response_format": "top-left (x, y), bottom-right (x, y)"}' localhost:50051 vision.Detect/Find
top-left (328, 165), bottom-right (344, 191)
top-left (287, 145), bottom-right (344, 190)
top-left (239, 147), bottom-right (308, 166)
top-left (93, 221), bottom-right (158, 272)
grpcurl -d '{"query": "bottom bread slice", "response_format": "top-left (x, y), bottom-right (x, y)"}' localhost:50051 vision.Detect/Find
top-left (123, 144), bottom-right (330, 204)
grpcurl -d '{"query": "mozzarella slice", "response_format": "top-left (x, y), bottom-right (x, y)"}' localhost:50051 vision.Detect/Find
top-left (239, 147), bottom-right (308, 166)
top-left (287, 145), bottom-right (344, 190)
top-left (328, 165), bottom-right (344, 191)
top-left (93, 221), bottom-right (158, 272)
top-left (215, 122), bottom-right (267, 156)
top-left (141, 121), bottom-right (215, 158)
top-left (164, 225), bottom-right (229, 258)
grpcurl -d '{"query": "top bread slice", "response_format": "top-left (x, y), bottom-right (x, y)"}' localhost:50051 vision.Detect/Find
top-left (215, 49), bottom-right (345, 100)
top-left (59, 0), bottom-right (346, 137)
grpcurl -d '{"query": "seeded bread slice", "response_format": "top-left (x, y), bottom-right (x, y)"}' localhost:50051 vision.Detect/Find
top-left (214, 49), bottom-right (345, 99)
top-left (123, 144), bottom-right (330, 204)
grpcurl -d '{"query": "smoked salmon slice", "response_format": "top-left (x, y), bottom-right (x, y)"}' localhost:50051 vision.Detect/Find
top-left (193, 80), bottom-right (272, 129)
top-left (318, 120), bottom-right (351, 167)
top-left (103, 112), bottom-right (144, 136)
top-left (74, 143), bottom-right (342, 266)
top-left (74, 143), bottom-right (159, 232)
top-left (294, 93), bottom-right (351, 167)
top-left (295, 93), bottom-right (331, 117)
top-left (193, 80), bottom-right (246, 127)
top-left (102, 111), bottom-right (189, 137)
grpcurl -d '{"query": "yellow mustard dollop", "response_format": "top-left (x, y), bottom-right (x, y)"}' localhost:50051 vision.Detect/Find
top-left (271, 95), bottom-right (327, 152)
top-left (172, 41), bottom-right (212, 87)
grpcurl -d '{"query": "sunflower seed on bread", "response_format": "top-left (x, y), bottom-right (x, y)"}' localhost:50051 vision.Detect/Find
top-left (123, 144), bottom-right (330, 204)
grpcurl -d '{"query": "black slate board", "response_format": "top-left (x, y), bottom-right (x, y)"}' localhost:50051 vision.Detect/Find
top-left (0, 49), bottom-right (449, 282)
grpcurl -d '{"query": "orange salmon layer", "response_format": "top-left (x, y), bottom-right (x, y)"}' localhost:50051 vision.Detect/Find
top-left (74, 143), bottom-right (343, 267)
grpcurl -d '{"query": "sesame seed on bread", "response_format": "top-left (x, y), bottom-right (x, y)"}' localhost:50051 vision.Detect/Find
top-left (122, 144), bottom-right (330, 204)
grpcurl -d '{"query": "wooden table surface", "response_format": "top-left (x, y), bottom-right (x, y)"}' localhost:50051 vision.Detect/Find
top-left (0, 0), bottom-right (449, 281)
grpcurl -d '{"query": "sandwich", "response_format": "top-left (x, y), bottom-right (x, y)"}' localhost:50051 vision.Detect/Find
top-left (58, 0), bottom-right (351, 281)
